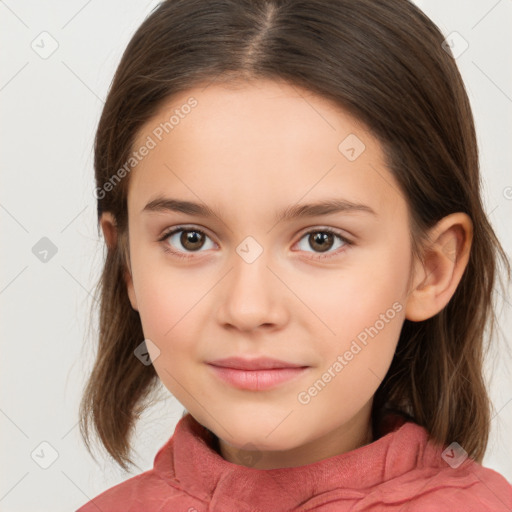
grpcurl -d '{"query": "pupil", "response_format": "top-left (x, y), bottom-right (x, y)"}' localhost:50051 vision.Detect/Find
top-left (311, 232), bottom-right (332, 252)
top-left (182, 230), bottom-right (203, 250)
top-left (179, 231), bottom-right (334, 253)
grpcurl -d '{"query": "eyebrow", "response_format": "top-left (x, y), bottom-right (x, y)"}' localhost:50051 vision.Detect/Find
top-left (141, 196), bottom-right (377, 223)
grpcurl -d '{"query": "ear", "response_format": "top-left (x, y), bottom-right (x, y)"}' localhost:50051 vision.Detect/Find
top-left (99, 212), bottom-right (139, 312)
top-left (404, 212), bottom-right (473, 322)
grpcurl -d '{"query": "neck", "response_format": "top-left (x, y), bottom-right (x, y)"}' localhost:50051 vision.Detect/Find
top-left (216, 403), bottom-right (374, 470)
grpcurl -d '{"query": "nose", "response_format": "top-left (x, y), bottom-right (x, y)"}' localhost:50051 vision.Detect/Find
top-left (216, 245), bottom-right (288, 332)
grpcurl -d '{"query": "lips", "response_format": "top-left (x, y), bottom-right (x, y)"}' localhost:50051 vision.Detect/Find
top-left (207, 356), bottom-right (307, 370)
top-left (206, 357), bottom-right (310, 391)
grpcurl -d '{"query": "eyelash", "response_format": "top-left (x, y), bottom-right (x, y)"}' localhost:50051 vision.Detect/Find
top-left (157, 226), bottom-right (353, 261)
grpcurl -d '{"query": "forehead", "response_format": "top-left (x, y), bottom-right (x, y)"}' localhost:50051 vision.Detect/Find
top-left (133, 78), bottom-right (368, 153)
top-left (128, 79), bottom-right (405, 221)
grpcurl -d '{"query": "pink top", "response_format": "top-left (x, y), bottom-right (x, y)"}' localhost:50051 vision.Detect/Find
top-left (76, 413), bottom-right (512, 511)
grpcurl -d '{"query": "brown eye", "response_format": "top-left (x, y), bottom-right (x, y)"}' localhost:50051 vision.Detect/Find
top-left (179, 230), bottom-right (206, 251)
top-left (296, 228), bottom-right (351, 258)
top-left (308, 232), bottom-right (335, 253)
top-left (159, 227), bottom-right (215, 257)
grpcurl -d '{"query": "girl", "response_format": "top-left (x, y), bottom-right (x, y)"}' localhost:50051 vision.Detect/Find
top-left (77, 0), bottom-right (512, 510)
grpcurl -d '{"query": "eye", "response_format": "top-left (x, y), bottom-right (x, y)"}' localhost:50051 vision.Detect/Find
top-left (158, 226), bottom-right (353, 261)
top-left (158, 226), bottom-right (215, 259)
top-left (295, 228), bottom-right (352, 259)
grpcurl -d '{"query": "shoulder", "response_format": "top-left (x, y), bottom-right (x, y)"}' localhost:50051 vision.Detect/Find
top-left (76, 415), bottom-right (209, 512)
top-left (400, 463), bottom-right (512, 511)
top-left (75, 467), bottom-right (208, 512)
top-left (374, 420), bottom-right (512, 510)
top-left (387, 425), bottom-right (512, 510)
top-left (75, 470), bottom-right (186, 512)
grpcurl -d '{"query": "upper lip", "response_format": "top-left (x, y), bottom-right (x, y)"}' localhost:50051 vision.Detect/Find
top-left (207, 357), bottom-right (308, 370)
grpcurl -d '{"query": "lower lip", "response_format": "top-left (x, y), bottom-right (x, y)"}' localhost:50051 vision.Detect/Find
top-left (208, 364), bottom-right (309, 391)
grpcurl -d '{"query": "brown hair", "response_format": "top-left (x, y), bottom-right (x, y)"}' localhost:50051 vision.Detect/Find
top-left (79, 0), bottom-right (510, 471)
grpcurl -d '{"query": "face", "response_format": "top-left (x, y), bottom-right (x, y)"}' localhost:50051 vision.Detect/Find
top-left (120, 79), bottom-right (414, 469)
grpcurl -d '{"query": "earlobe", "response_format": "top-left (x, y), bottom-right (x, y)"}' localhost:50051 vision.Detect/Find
top-left (404, 213), bottom-right (473, 322)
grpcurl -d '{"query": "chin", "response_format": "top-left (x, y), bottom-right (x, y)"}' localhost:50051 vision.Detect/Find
top-left (191, 403), bottom-right (309, 449)
top-left (220, 422), bottom-right (305, 453)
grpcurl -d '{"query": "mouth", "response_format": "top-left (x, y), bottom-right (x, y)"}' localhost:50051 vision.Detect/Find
top-left (207, 356), bottom-right (308, 370)
top-left (207, 357), bottom-right (310, 391)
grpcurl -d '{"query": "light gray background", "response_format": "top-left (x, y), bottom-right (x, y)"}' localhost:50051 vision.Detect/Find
top-left (1, 1), bottom-right (511, 511)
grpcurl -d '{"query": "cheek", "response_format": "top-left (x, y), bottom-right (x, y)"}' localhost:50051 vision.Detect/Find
top-left (131, 255), bottom-right (223, 388)
top-left (299, 280), bottom-right (405, 423)
top-left (303, 248), bottom-right (409, 342)
top-left (133, 266), bottom-right (203, 396)
top-left (132, 248), bottom-right (208, 339)
top-left (294, 246), bottom-right (409, 404)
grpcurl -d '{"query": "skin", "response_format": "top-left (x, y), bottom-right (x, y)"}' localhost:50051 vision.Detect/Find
top-left (100, 78), bottom-right (472, 470)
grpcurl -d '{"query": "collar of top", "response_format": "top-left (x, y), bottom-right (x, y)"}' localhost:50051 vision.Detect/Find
top-left (154, 412), bottom-right (440, 511)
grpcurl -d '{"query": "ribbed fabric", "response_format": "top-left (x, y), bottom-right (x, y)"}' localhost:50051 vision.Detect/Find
top-left (77, 413), bottom-right (512, 511)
